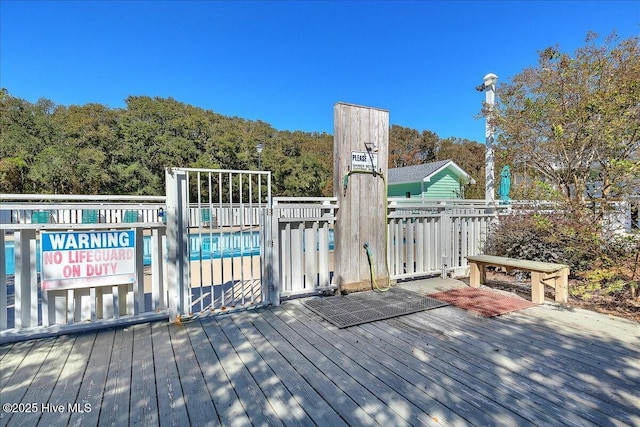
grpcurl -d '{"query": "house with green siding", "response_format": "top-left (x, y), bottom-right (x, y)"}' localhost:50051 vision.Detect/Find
top-left (388, 159), bottom-right (476, 199)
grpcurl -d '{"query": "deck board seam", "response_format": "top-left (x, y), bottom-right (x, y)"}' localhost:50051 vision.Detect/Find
top-left (215, 315), bottom-right (316, 426)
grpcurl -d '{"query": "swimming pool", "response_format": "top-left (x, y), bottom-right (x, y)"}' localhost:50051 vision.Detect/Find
top-left (3, 230), bottom-right (334, 275)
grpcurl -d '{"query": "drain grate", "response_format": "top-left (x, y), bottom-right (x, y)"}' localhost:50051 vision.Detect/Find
top-left (303, 287), bottom-right (448, 328)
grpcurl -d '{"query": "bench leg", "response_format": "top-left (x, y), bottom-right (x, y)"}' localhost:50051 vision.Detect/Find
top-left (469, 262), bottom-right (485, 287)
top-left (531, 271), bottom-right (545, 304)
top-left (555, 267), bottom-right (569, 304)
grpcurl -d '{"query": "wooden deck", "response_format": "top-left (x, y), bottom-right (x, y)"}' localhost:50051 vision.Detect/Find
top-left (1, 279), bottom-right (639, 427)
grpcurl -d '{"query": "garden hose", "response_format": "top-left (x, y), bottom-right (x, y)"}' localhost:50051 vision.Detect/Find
top-left (343, 169), bottom-right (391, 292)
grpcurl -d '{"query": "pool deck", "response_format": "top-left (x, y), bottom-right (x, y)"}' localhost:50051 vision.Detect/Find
top-left (1, 278), bottom-right (639, 427)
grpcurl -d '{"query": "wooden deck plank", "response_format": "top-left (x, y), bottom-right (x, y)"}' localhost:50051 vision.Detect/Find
top-left (288, 301), bottom-right (539, 427)
top-left (372, 320), bottom-right (572, 425)
top-left (493, 311), bottom-right (640, 364)
top-left (504, 306), bottom-right (640, 351)
top-left (362, 316), bottom-right (572, 427)
top-left (216, 314), bottom-right (317, 427)
top-left (510, 304), bottom-right (640, 344)
top-left (1, 336), bottom-right (73, 427)
top-left (98, 327), bottom-right (134, 427)
top-left (0, 278), bottom-right (638, 427)
top-left (184, 321), bottom-right (251, 427)
top-left (167, 322), bottom-right (219, 427)
top-left (129, 323), bottom-right (159, 427)
top-left (0, 342), bottom-right (14, 363)
top-left (461, 305), bottom-right (640, 387)
top-left (260, 308), bottom-right (403, 426)
top-left (0, 338), bottom-right (55, 427)
top-left (67, 329), bottom-right (115, 427)
top-left (274, 304), bottom-right (444, 427)
top-left (0, 340), bottom-right (36, 389)
top-left (409, 308), bottom-right (639, 426)
top-left (416, 307), bottom-right (640, 417)
top-left (251, 309), bottom-right (380, 426)
top-left (396, 313), bottom-right (625, 427)
top-left (200, 316), bottom-right (285, 427)
top-left (407, 309), bottom-right (618, 425)
top-left (229, 313), bottom-right (348, 427)
top-left (36, 332), bottom-right (97, 427)
top-left (281, 302), bottom-right (482, 427)
top-left (150, 322), bottom-right (190, 427)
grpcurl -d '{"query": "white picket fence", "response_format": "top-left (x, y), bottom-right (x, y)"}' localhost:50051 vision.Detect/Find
top-left (1, 224), bottom-right (168, 342)
top-left (2, 193), bottom-right (497, 340)
top-left (269, 198), bottom-right (338, 300)
top-left (270, 198), bottom-right (495, 298)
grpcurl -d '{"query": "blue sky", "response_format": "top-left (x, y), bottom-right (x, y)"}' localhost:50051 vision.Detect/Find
top-left (1, 1), bottom-right (638, 143)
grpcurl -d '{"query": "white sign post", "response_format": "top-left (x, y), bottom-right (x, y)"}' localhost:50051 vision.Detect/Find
top-left (482, 73), bottom-right (498, 207)
top-left (41, 230), bottom-right (136, 291)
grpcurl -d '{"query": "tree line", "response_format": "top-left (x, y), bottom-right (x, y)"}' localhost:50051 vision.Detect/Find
top-left (2, 31), bottom-right (636, 203)
top-left (0, 89), bottom-right (486, 198)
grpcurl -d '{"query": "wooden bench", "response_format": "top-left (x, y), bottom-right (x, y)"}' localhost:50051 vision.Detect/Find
top-left (466, 255), bottom-right (569, 304)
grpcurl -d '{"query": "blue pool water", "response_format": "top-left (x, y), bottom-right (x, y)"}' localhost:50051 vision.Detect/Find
top-left (3, 230), bottom-right (334, 275)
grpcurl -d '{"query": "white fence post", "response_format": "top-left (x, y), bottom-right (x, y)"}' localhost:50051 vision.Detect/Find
top-left (14, 229), bottom-right (38, 328)
top-left (134, 226), bottom-right (145, 315)
top-left (166, 168), bottom-right (190, 321)
top-left (268, 207), bottom-right (281, 306)
top-left (151, 227), bottom-right (166, 310)
top-left (440, 206), bottom-right (452, 278)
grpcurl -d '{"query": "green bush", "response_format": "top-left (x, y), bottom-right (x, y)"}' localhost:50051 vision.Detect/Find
top-left (485, 212), bottom-right (601, 274)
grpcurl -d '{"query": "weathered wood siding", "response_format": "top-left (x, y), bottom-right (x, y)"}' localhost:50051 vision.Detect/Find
top-left (333, 103), bottom-right (389, 290)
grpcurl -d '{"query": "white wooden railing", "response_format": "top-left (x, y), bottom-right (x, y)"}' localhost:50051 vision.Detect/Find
top-left (1, 194), bottom-right (167, 225)
top-left (1, 222), bottom-right (167, 342)
top-left (270, 198), bottom-right (496, 297)
top-left (1, 194), bottom-right (170, 342)
top-left (1, 193), bottom-right (530, 340)
top-left (1, 194), bottom-right (272, 229)
top-left (387, 203), bottom-right (494, 280)
top-left (270, 198), bottom-right (338, 300)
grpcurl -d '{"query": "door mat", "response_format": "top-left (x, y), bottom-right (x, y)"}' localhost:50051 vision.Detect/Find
top-left (303, 287), bottom-right (448, 329)
top-left (428, 287), bottom-right (536, 317)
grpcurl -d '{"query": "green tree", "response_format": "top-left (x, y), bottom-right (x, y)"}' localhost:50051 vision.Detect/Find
top-left (50, 103), bottom-right (119, 193)
top-left (0, 90), bottom-right (59, 192)
top-left (495, 31), bottom-right (640, 204)
top-left (389, 125), bottom-right (437, 168)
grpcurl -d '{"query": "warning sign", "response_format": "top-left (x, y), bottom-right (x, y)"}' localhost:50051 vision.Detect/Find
top-left (40, 230), bottom-right (136, 290)
top-left (351, 151), bottom-right (378, 171)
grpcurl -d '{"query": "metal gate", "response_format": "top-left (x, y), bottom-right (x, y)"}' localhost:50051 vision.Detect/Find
top-left (165, 168), bottom-right (272, 321)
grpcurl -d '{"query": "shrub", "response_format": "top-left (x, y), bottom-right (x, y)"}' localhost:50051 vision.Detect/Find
top-left (485, 211), bottom-right (640, 302)
top-left (484, 212), bottom-right (601, 274)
